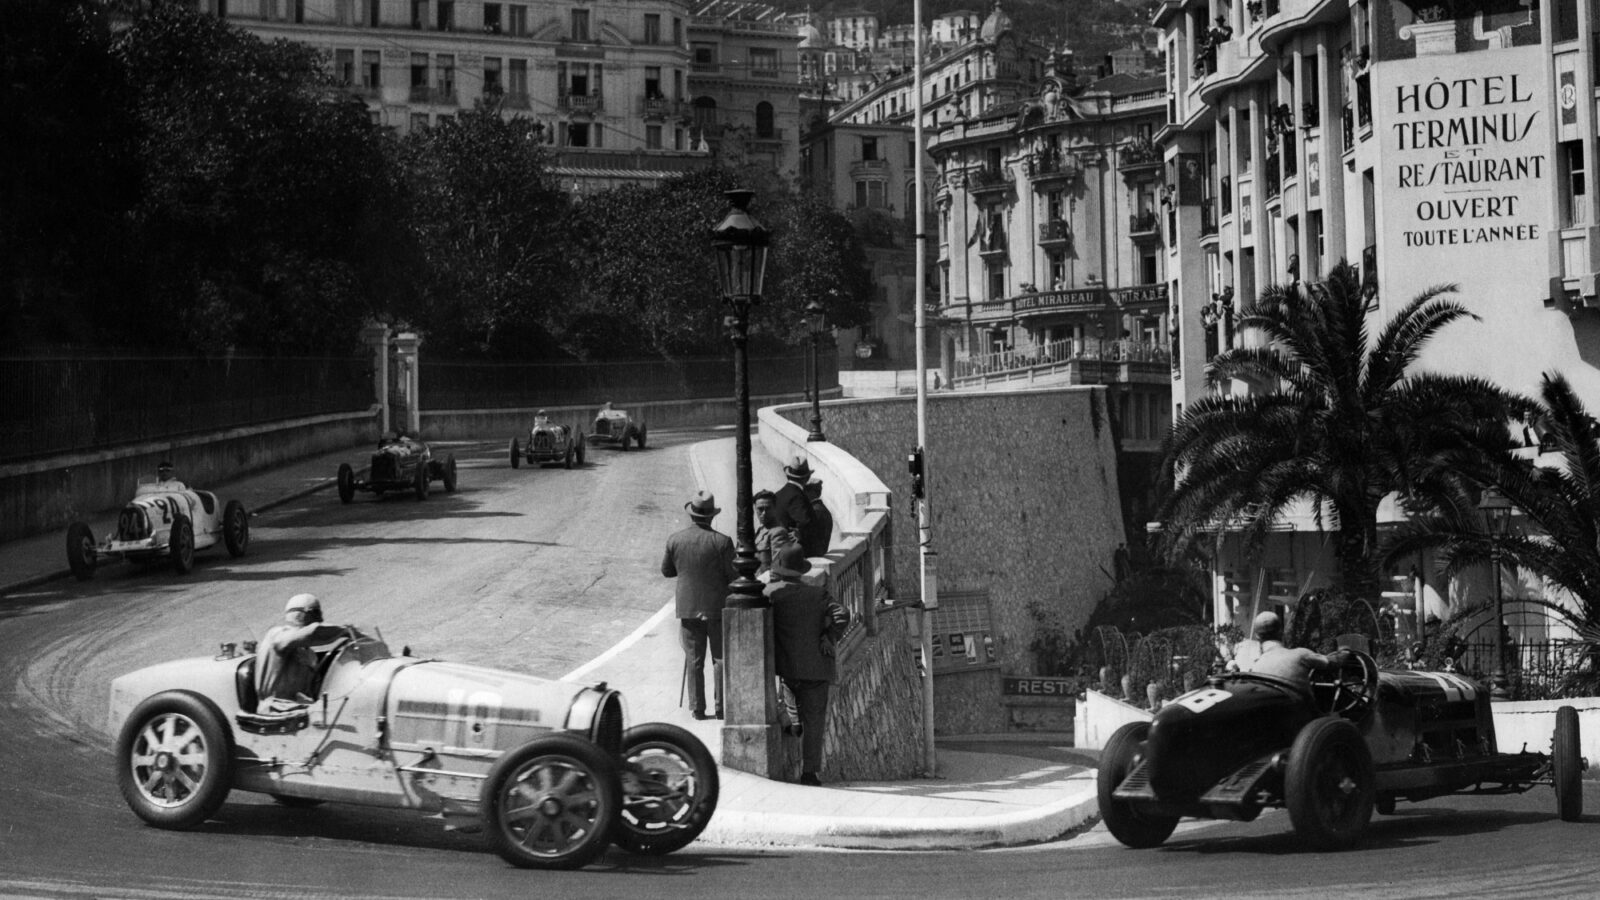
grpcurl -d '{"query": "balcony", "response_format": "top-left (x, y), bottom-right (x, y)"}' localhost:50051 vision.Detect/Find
top-left (1038, 219), bottom-right (1073, 251)
top-left (1118, 138), bottom-right (1161, 174)
top-left (503, 91), bottom-right (531, 110)
top-left (1129, 210), bottom-right (1160, 239)
top-left (1028, 151), bottom-right (1079, 188)
top-left (1201, 198), bottom-right (1218, 236)
top-left (562, 94), bottom-right (602, 113)
top-left (1342, 103), bottom-right (1354, 151)
top-left (641, 96), bottom-right (679, 119)
top-left (953, 336), bottom-right (1172, 387)
top-left (966, 166), bottom-right (1014, 201)
top-left (851, 158), bottom-right (890, 178)
top-left (409, 86), bottom-right (457, 106)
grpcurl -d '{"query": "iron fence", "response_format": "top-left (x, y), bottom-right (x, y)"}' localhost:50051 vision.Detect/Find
top-left (423, 353), bottom-right (836, 410)
top-left (0, 354), bottom-right (372, 464)
top-left (1451, 636), bottom-right (1595, 701)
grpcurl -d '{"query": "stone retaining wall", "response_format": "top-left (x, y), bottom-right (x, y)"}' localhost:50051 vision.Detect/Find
top-left (0, 410), bottom-right (379, 544)
top-left (420, 390), bottom-right (840, 442)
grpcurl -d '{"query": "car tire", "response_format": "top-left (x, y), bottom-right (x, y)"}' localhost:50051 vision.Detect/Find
top-left (510, 438), bottom-right (522, 469)
top-left (443, 455), bottom-right (458, 493)
top-left (1554, 705), bottom-right (1583, 822)
top-left (576, 437), bottom-right (586, 466)
top-left (481, 734), bottom-right (621, 870)
top-left (637, 425), bottom-right (647, 449)
top-left (223, 500), bottom-right (249, 557)
top-left (170, 515), bottom-right (195, 575)
top-left (1286, 717), bottom-right (1375, 850)
top-left (1375, 792), bottom-right (1396, 815)
top-left (67, 521), bottom-right (97, 581)
top-left (620, 431), bottom-right (630, 451)
top-left (414, 461), bottom-right (429, 501)
top-left (1097, 721), bottom-right (1179, 849)
top-left (115, 691), bottom-right (234, 829)
top-left (612, 723), bottom-right (719, 856)
top-left (337, 463), bottom-right (355, 504)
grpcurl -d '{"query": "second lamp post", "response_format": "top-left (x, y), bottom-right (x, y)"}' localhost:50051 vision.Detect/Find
top-left (806, 299), bottom-right (827, 442)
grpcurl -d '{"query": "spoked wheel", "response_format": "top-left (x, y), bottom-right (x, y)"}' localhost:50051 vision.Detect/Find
top-left (1097, 721), bottom-right (1179, 848)
top-left (115, 691), bottom-right (234, 829)
top-left (1286, 717), bottom-right (1375, 850)
top-left (66, 522), bottom-right (97, 580)
top-left (223, 500), bottom-right (249, 557)
top-left (414, 462), bottom-right (429, 500)
top-left (481, 734), bottom-right (621, 870)
top-left (510, 438), bottom-right (522, 469)
top-left (443, 455), bottom-right (458, 492)
top-left (612, 724), bottom-right (720, 855)
top-left (336, 463), bottom-right (355, 504)
top-left (169, 516), bottom-right (195, 574)
top-left (1553, 705), bottom-right (1584, 822)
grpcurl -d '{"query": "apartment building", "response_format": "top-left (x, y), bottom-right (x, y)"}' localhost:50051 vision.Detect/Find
top-left (685, 0), bottom-right (804, 174)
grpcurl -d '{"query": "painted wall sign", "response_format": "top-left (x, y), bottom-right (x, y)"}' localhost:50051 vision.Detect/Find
top-left (1002, 677), bottom-right (1078, 697)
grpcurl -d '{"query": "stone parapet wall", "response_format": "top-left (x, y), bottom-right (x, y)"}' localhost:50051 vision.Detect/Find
top-left (421, 390), bottom-right (839, 443)
top-left (0, 410), bottom-right (378, 544)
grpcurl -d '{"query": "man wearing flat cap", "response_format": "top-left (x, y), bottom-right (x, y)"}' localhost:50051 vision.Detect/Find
top-left (1230, 611), bottom-right (1348, 691)
top-left (766, 544), bottom-right (850, 786)
top-left (773, 455), bottom-right (814, 535)
top-left (662, 491), bottom-right (736, 719)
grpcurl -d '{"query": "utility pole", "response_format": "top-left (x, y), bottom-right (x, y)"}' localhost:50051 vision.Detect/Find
top-left (912, 0), bottom-right (937, 778)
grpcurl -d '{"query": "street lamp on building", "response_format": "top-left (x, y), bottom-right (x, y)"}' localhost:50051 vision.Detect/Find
top-left (805, 299), bottom-right (827, 443)
top-left (1478, 486), bottom-right (1514, 700)
top-left (710, 189), bottom-right (770, 610)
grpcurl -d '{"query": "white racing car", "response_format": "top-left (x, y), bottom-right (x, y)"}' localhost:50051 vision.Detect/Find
top-left (108, 628), bottom-right (719, 870)
top-left (66, 478), bottom-right (249, 579)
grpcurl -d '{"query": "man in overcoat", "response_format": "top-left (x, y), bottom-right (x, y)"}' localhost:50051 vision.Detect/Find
top-left (662, 491), bottom-right (735, 719)
top-left (766, 544), bottom-right (850, 785)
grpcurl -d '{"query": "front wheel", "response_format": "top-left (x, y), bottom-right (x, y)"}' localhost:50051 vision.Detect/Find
top-left (510, 438), bottom-right (522, 469)
top-left (637, 425), bottom-right (648, 449)
top-left (481, 734), bottom-right (621, 870)
top-left (115, 691), bottom-right (234, 829)
top-left (575, 437), bottom-right (586, 466)
top-left (442, 455), bottom-right (458, 492)
top-left (223, 500), bottom-right (249, 557)
top-left (67, 522), bottom-right (97, 580)
top-left (414, 462), bottom-right (429, 500)
top-left (169, 515), bottom-right (195, 574)
top-left (1098, 721), bottom-right (1179, 848)
top-left (612, 723), bottom-right (719, 855)
top-left (336, 463), bottom-right (355, 504)
top-left (1554, 705), bottom-right (1583, 822)
top-left (1286, 717), bottom-right (1375, 850)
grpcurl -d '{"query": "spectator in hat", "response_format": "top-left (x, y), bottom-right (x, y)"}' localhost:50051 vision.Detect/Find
top-left (662, 491), bottom-right (736, 720)
top-left (774, 456), bottom-right (813, 533)
top-left (799, 480), bottom-right (833, 558)
top-left (754, 489), bottom-right (796, 580)
top-left (766, 544), bottom-right (850, 786)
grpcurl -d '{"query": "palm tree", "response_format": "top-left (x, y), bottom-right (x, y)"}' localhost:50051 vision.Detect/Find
top-left (1384, 373), bottom-right (1600, 633)
top-left (1157, 261), bottom-right (1517, 602)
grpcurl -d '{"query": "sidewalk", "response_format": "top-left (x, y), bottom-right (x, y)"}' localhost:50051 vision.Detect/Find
top-left (0, 434), bottom-right (1101, 851)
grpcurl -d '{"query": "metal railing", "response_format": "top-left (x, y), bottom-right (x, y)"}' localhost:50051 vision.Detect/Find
top-left (0, 353), bottom-right (372, 463)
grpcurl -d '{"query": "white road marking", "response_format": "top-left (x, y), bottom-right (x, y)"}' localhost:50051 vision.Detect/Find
top-left (560, 601), bottom-right (675, 682)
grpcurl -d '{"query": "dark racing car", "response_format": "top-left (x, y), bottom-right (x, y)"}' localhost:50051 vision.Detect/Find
top-left (510, 411), bottom-right (585, 469)
top-left (1098, 646), bottom-right (1585, 850)
top-left (337, 433), bottom-right (457, 502)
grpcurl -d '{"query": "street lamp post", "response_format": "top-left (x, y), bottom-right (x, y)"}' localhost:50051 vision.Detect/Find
top-left (1478, 487), bottom-right (1514, 700)
top-left (805, 299), bottom-right (827, 443)
top-left (711, 189), bottom-right (780, 776)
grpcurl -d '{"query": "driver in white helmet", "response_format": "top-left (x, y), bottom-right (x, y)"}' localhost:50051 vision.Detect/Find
top-left (1234, 611), bottom-right (1349, 691)
top-left (256, 593), bottom-right (349, 709)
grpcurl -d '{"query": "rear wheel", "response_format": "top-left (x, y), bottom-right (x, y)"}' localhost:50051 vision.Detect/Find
top-left (1554, 705), bottom-right (1583, 822)
top-left (169, 516), bottom-right (195, 574)
top-left (637, 425), bottom-right (648, 449)
top-left (510, 438), bottom-right (522, 469)
top-left (564, 445), bottom-right (574, 469)
top-left (116, 691), bottom-right (233, 829)
top-left (414, 462), bottom-right (429, 500)
top-left (612, 724), bottom-right (719, 855)
top-left (223, 500), bottom-right (249, 557)
top-left (1097, 721), bottom-right (1179, 848)
top-left (1286, 717), bottom-right (1375, 850)
top-left (481, 734), bottom-right (620, 870)
top-left (67, 522), bottom-right (97, 581)
top-left (336, 463), bottom-right (355, 504)
top-left (442, 455), bottom-right (458, 492)
top-left (576, 437), bottom-right (586, 466)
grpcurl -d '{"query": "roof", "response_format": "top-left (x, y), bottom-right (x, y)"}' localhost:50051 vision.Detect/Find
top-left (1080, 72), bottom-right (1165, 96)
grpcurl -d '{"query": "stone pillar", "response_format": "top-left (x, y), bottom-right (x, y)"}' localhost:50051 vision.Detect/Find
top-left (393, 331), bottom-right (421, 436)
top-left (722, 606), bottom-right (780, 777)
top-left (360, 322), bottom-right (390, 435)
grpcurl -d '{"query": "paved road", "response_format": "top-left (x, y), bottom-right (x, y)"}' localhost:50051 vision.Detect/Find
top-left (3, 432), bottom-right (1600, 898)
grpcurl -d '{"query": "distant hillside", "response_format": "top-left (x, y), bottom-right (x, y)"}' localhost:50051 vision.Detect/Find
top-left (775, 0), bottom-right (1161, 71)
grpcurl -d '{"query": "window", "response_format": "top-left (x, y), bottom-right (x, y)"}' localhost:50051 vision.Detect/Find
top-left (693, 97), bottom-right (717, 127)
top-left (1555, 0), bottom-right (1579, 41)
top-left (750, 47), bottom-right (779, 75)
top-left (436, 0), bottom-right (453, 30)
top-left (410, 112), bottom-right (430, 132)
top-left (436, 54), bottom-right (455, 101)
top-left (411, 0), bottom-right (424, 28)
top-left (987, 263), bottom-right (1005, 301)
top-left (675, 127), bottom-right (685, 150)
top-left (855, 180), bottom-right (869, 207)
top-left (335, 49), bottom-right (355, 86)
top-left (410, 53), bottom-right (429, 92)
top-left (1561, 140), bottom-right (1587, 226)
top-left (567, 122), bottom-right (590, 147)
top-left (569, 63), bottom-right (589, 96)
top-left (571, 9), bottom-right (589, 41)
top-left (368, 0), bottom-right (380, 26)
top-left (483, 3), bottom-right (501, 33)
top-left (362, 50), bottom-right (380, 88)
top-left (1237, 110), bottom-right (1251, 172)
top-left (508, 4), bottom-right (526, 36)
top-left (645, 13), bottom-right (661, 43)
top-left (693, 43), bottom-right (717, 65)
top-left (645, 66), bottom-right (663, 99)
top-left (647, 124), bottom-right (663, 149)
top-left (755, 101), bottom-right (774, 138)
top-left (509, 58), bottom-right (527, 96)
top-left (673, 17), bottom-right (682, 45)
top-left (862, 136), bottom-right (879, 161)
top-left (483, 57), bottom-right (502, 94)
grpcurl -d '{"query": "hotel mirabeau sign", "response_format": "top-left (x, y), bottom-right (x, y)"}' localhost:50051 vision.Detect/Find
top-left (1377, 45), bottom-right (1549, 318)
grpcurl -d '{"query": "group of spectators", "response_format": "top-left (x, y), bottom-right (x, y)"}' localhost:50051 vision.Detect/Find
top-left (659, 454), bottom-right (848, 787)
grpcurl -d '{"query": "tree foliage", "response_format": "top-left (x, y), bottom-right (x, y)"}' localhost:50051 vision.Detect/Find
top-left (1156, 262), bottom-right (1518, 600)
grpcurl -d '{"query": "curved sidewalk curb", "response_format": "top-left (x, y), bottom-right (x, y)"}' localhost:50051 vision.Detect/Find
top-left (700, 782), bottom-right (1100, 850)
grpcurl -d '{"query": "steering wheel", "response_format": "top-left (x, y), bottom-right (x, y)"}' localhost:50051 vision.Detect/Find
top-left (1311, 647), bottom-right (1378, 718)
